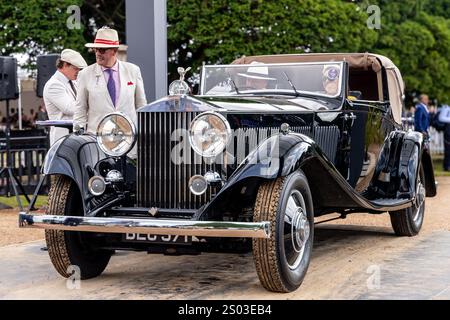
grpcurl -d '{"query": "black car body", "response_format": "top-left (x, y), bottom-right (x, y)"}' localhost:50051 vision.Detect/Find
top-left (20, 53), bottom-right (436, 292)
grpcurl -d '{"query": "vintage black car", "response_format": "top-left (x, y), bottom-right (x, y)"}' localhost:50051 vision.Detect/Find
top-left (20, 53), bottom-right (436, 293)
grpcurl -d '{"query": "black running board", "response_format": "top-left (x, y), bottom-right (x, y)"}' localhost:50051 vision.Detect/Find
top-left (368, 198), bottom-right (413, 211)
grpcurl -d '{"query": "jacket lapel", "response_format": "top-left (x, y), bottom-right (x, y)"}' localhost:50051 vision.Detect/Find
top-left (94, 63), bottom-right (115, 110)
top-left (55, 71), bottom-right (76, 101)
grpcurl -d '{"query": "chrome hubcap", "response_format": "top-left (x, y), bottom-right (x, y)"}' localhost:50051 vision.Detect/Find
top-left (284, 190), bottom-right (310, 270)
top-left (292, 208), bottom-right (310, 253)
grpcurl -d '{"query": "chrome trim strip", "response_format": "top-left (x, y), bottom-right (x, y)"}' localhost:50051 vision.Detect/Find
top-left (183, 112), bottom-right (187, 207)
top-left (159, 112), bottom-right (162, 206)
top-left (153, 112), bottom-right (157, 206)
top-left (177, 112), bottom-right (181, 207)
top-left (19, 213), bottom-right (271, 239)
top-left (168, 112), bottom-right (172, 207)
top-left (163, 112), bottom-right (167, 207)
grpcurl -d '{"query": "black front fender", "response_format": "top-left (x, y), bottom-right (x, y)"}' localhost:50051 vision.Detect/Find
top-left (43, 134), bottom-right (108, 214)
top-left (200, 132), bottom-right (322, 216)
top-left (227, 132), bottom-right (318, 184)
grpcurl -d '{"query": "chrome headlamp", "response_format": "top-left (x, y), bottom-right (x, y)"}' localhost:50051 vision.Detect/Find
top-left (96, 112), bottom-right (136, 157)
top-left (189, 112), bottom-right (232, 158)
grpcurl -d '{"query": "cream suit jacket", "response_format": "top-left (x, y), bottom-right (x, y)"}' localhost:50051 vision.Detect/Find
top-left (43, 71), bottom-right (77, 146)
top-left (73, 61), bottom-right (147, 134)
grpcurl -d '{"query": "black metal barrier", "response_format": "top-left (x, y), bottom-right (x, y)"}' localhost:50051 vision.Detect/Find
top-left (0, 129), bottom-right (49, 196)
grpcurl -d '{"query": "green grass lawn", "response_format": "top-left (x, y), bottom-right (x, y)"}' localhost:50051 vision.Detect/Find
top-left (432, 155), bottom-right (450, 177)
top-left (0, 195), bottom-right (48, 209)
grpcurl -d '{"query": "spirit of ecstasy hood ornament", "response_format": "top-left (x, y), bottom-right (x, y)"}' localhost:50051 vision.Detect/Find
top-left (169, 66), bottom-right (192, 95)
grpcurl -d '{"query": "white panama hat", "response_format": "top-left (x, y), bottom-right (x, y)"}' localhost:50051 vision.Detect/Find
top-left (237, 61), bottom-right (276, 81)
top-left (60, 49), bottom-right (87, 69)
top-left (85, 27), bottom-right (120, 48)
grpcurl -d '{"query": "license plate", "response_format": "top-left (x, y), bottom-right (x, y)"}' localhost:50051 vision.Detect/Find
top-left (123, 233), bottom-right (193, 245)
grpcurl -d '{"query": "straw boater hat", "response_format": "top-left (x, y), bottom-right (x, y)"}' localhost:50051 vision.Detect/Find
top-left (237, 61), bottom-right (276, 81)
top-left (85, 27), bottom-right (120, 48)
top-left (60, 49), bottom-right (87, 69)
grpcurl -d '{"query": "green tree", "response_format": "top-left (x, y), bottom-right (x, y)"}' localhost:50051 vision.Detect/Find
top-left (0, 0), bottom-right (86, 72)
top-left (167, 0), bottom-right (378, 84)
top-left (80, 0), bottom-right (125, 46)
top-left (362, 0), bottom-right (450, 103)
top-left (423, 0), bottom-right (450, 19)
top-left (1, 0), bottom-right (448, 103)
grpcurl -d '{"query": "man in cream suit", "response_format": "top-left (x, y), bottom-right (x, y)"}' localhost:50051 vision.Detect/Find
top-left (73, 27), bottom-right (147, 136)
top-left (43, 49), bottom-right (87, 146)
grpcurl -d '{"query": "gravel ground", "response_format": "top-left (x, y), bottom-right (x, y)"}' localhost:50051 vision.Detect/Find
top-left (0, 210), bottom-right (44, 247)
top-left (0, 177), bottom-right (449, 299)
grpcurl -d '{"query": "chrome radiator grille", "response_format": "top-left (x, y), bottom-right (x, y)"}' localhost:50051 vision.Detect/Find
top-left (137, 112), bottom-right (215, 209)
top-left (137, 112), bottom-right (340, 209)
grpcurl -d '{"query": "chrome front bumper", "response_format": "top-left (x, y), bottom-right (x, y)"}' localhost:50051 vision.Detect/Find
top-left (19, 212), bottom-right (271, 239)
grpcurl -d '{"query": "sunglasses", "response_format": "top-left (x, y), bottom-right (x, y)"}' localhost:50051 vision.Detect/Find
top-left (94, 48), bottom-right (111, 54)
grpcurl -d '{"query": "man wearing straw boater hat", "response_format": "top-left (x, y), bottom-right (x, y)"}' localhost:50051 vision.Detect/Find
top-left (73, 26), bottom-right (147, 135)
top-left (43, 48), bottom-right (87, 146)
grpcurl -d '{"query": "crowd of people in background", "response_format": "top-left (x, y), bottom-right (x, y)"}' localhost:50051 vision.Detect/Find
top-left (0, 105), bottom-right (48, 131)
top-left (407, 93), bottom-right (450, 171)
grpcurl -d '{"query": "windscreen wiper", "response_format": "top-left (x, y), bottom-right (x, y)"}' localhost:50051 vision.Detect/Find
top-left (227, 73), bottom-right (240, 94)
top-left (283, 72), bottom-right (300, 97)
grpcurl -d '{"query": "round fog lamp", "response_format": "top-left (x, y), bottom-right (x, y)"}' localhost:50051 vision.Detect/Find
top-left (189, 175), bottom-right (208, 196)
top-left (88, 176), bottom-right (106, 196)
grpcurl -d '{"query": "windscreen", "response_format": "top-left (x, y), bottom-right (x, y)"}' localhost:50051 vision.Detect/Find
top-left (200, 62), bottom-right (344, 99)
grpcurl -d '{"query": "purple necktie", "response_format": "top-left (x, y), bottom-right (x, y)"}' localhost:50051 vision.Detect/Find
top-left (106, 68), bottom-right (116, 107)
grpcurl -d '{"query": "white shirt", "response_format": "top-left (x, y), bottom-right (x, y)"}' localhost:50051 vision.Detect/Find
top-left (43, 70), bottom-right (78, 146)
top-left (439, 106), bottom-right (450, 124)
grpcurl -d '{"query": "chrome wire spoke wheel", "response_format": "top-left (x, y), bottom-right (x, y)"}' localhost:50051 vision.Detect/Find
top-left (390, 157), bottom-right (426, 237)
top-left (253, 170), bottom-right (314, 292)
top-left (284, 190), bottom-right (310, 270)
top-left (413, 177), bottom-right (426, 223)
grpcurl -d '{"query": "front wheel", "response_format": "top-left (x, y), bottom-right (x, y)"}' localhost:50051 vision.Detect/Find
top-left (45, 175), bottom-right (112, 279)
top-left (253, 171), bottom-right (314, 292)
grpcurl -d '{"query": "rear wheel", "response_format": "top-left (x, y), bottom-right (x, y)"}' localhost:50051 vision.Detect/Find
top-left (389, 164), bottom-right (426, 236)
top-left (45, 175), bottom-right (112, 279)
top-left (253, 171), bottom-right (314, 292)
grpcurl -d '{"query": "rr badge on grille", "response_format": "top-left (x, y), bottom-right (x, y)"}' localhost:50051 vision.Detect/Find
top-left (148, 207), bottom-right (159, 216)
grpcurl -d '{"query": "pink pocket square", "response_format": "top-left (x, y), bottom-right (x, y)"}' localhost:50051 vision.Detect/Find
top-left (127, 81), bottom-right (134, 86)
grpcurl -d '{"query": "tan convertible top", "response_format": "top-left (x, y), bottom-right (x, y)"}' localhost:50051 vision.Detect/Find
top-left (232, 53), bottom-right (404, 123)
